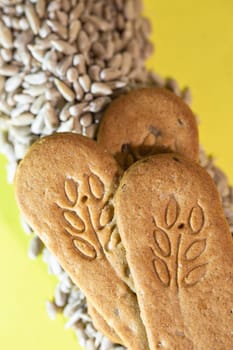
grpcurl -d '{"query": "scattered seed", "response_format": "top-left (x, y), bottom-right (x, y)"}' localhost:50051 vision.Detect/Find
top-left (73, 54), bottom-right (86, 75)
top-left (70, 2), bottom-right (85, 21)
top-left (25, 2), bottom-right (40, 35)
top-left (100, 68), bottom-right (122, 81)
top-left (0, 20), bottom-right (13, 49)
top-left (69, 20), bottom-right (81, 43)
top-left (91, 82), bottom-right (112, 96)
top-left (77, 30), bottom-right (90, 53)
top-left (28, 235), bottom-right (44, 259)
top-left (24, 72), bottom-right (47, 85)
top-left (67, 67), bottom-right (79, 83)
top-left (56, 55), bottom-right (73, 77)
top-left (11, 112), bottom-right (35, 126)
top-left (73, 81), bottom-right (84, 101)
top-left (46, 300), bottom-right (60, 320)
top-left (52, 40), bottom-right (77, 55)
top-left (80, 113), bottom-right (93, 127)
top-left (88, 97), bottom-right (111, 113)
top-left (47, 20), bottom-right (67, 40)
top-left (79, 75), bottom-right (91, 93)
top-left (69, 102), bottom-right (88, 117)
top-left (0, 65), bottom-right (19, 76)
top-left (36, 0), bottom-right (46, 19)
top-left (54, 78), bottom-right (75, 102)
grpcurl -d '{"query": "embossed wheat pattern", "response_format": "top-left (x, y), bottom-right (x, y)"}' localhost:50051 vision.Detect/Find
top-left (56, 173), bottom-right (113, 261)
top-left (151, 196), bottom-right (207, 289)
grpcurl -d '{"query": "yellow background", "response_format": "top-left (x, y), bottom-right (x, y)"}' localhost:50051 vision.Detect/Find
top-left (1, 1), bottom-right (233, 349)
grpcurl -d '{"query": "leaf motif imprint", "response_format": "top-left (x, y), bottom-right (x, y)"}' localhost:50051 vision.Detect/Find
top-left (165, 196), bottom-right (180, 228)
top-left (88, 173), bottom-right (105, 200)
top-left (183, 263), bottom-right (208, 287)
top-left (153, 228), bottom-right (171, 257)
top-left (99, 204), bottom-right (114, 227)
top-left (184, 239), bottom-right (206, 261)
top-left (152, 256), bottom-right (171, 287)
top-left (189, 205), bottom-right (205, 234)
top-left (64, 178), bottom-right (78, 205)
top-left (72, 237), bottom-right (97, 261)
top-left (64, 211), bottom-right (85, 233)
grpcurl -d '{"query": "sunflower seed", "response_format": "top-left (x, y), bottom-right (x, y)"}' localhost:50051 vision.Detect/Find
top-left (52, 40), bottom-right (77, 55)
top-left (56, 11), bottom-right (68, 26)
top-left (77, 30), bottom-right (90, 53)
top-left (79, 75), bottom-right (91, 93)
top-left (66, 67), bottom-right (79, 83)
top-left (23, 84), bottom-right (47, 97)
top-left (20, 215), bottom-right (33, 235)
top-left (43, 103), bottom-right (59, 129)
top-left (80, 113), bottom-right (93, 127)
top-left (1, 48), bottom-right (12, 62)
top-left (100, 68), bottom-right (122, 81)
top-left (25, 2), bottom-right (40, 35)
top-left (91, 82), bottom-right (112, 96)
top-left (0, 115), bottom-right (10, 130)
top-left (0, 65), bottom-right (19, 76)
top-left (59, 102), bottom-right (72, 121)
top-left (0, 76), bottom-right (5, 94)
top-left (88, 96), bottom-right (111, 113)
top-left (38, 22), bottom-right (51, 38)
top-left (42, 50), bottom-right (57, 72)
top-left (54, 286), bottom-right (68, 307)
top-left (88, 65), bottom-right (100, 81)
top-left (57, 118), bottom-right (74, 132)
top-left (11, 104), bottom-right (30, 118)
top-left (6, 161), bottom-right (17, 184)
top-left (46, 300), bottom-right (60, 320)
top-left (69, 102), bottom-right (88, 117)
top-left (47, 20), bottom-right (67, 40)
top-left (36, 0), bottom-right (46, 18)
top-left (14, 94), bottom-right (34, 104)
top-left (73, 54), bottom-right (86, 75)
top-left (0, 99), bottom-right (11, 115)
top-left (54, 78), bottom-right (75, 102)
top-left (10, 112), bottom-right (35, 126)
top-left (69, 19), bottom-right (81, 43)
top-left (70, 2), bottom-right (85, 21)
top-left (28, 45), bottom-right (44, 63)
top-left (56, 55), bottom-right (73, 77)
top-left (24, 72), bottom-right (47, 85)
top-left (0, 20), bottom-right (13, 49)
top-left (84, 15), bottom-right (110, 31)
top-left (19, 18), bottom-right (29, 31)
top-left (73, 81), bottom-right (84, 101)
top-left (31, 109), bottom-right (45, 134)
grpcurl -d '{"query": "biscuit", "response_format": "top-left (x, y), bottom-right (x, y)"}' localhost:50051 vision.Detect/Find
top-left (87, 301), bottom-right (123, 345)
top-left (97, 87), bottom-right (199, 169)
top-left (15, 133), bottom-right (149, 350)
top-left (114, 153), bottom-right (233, 349)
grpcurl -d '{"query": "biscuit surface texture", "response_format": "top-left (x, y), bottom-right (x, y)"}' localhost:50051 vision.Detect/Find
top-left (114, 153), bottom-right (233, 350)
top-left (15, 133), bottom-right (149, 350)
top-left (87, 301), bottom-right (123, 345)
top-left (98, 87), bottom-right (199, 168)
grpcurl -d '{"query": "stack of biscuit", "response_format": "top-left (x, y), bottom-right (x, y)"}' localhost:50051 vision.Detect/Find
top-left (15, 87), bottom-right (233, 349)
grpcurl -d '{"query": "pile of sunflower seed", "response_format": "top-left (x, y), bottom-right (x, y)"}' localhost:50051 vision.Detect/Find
top-left (0, 0), bottom-right (153, 183)
top-left (1, 1), bottom-right (233, 350)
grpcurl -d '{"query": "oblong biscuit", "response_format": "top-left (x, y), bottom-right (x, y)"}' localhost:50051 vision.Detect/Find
top-left (15, 133), bottom-right (149, 350)
top-left (114, 153), bottom-right (233, 349)
top-left (97, 87), bottom-right (199, 168)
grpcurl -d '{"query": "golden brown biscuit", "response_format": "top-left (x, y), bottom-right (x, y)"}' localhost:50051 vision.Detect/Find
top-left (114, 153), bottom-right (233, 349)
top-left (97, 87), bottom-right (199, 169)
top-left (87, 301), bottom-right (123, 345)
top-left (15, 133), bottom-right (149, 350)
